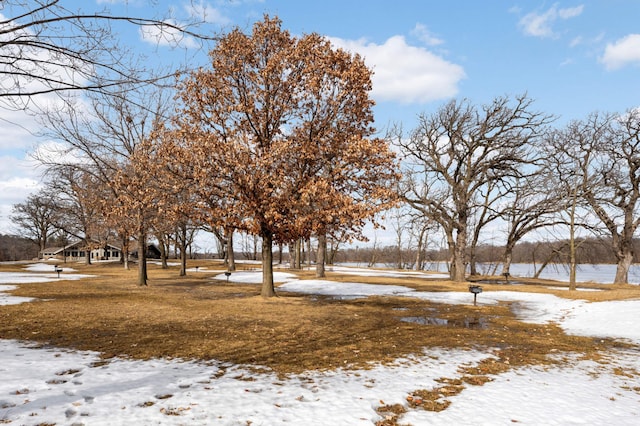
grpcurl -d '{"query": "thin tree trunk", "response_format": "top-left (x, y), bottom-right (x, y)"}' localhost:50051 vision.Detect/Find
top-left (158, 236), bottom-right (169, 269)
top-left (568, 194), bottom-right (577, 290)
top-left (288, 242), bottom-right (295, 269)
top-left (137, 230), bottom-right (148, 286)
top-left (179, 242), bottom-right (187, 276)
top-left (327, 238), bottom-right (338, 265)
top-left (316, 233), bottom-right (327, 278)
top-left (226, 228), bottom-right (236, 271)
top-left (84, 237), bottom-right (92, 265)
top-left (415, 226), bottom-right (427, 271)
top-left (468, 246), bottom-right (477, 276)
top-left (122, 237), bottom-right (130, 270)
top-left (261, 231), bottom-right (275, 297)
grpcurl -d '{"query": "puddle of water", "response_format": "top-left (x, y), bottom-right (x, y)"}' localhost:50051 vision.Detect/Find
top-left (400, 316), bottom-right (488, 329)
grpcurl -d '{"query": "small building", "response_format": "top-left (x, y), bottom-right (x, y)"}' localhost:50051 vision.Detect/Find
top-left (129, 243), bottom-right (162, 259)
top-left (40, 241), bottom-right (122, 262)
top-left (41, 240), bottom-right (163, 262)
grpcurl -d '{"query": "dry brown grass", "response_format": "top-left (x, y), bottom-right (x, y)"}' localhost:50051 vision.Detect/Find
top-left (0, 260), bottom-right (638, 380)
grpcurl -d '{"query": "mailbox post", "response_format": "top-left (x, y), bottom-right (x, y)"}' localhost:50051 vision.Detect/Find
top-left (468, 285), bottom-right (483, 306)
top-left (224, 271), bottom-right (231, 282)
top-left (54, 265), bottom-right (63, 278)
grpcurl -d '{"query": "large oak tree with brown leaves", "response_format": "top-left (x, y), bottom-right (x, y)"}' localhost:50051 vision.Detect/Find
top-left (173, 16), bottom-right (398, 297)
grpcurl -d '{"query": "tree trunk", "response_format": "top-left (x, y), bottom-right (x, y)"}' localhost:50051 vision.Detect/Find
top-left (137, 231), bottom-right (148, 286)
top-left (226, 228), bottom-right (236, 271)
top-left (84, 237), bottom-right (92, 265)
top-left (122, 237), bottom-right (130, 270)
top-left (501, 241), bottom-right (515, 277)
top-left (294, 239), bottom-right (302, 269)
top-left (327, 238), bottom-right (338, 265)
top-left (179, 243), bottom-right (187, 277)
top-left (261, 231), bottom-right (276, 297)
top-left (316, 233), bottom-right (327, 278)
top-left (415, 226), bottom-right (427, 271)
top-left (468, 246), bottom-right (478, 276)
top-left (158, 237), bottom-right (169, 269)
top-left (568, 196), bottom-right (577, 291)
top-left (288, 243), bottom-right (295, 269)
top-left (501, 251), bottom-right (512, 277)
top-left (452, 227), bottom-right (467, 282)
top-left (614, 250), bottom-right (633, 284)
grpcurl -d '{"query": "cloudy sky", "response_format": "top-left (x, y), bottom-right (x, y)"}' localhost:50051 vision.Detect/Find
top-left (1, 0), bottom-right (640, 238)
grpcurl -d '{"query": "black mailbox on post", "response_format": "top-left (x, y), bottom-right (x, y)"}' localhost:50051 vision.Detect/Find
top-left (468, 285), bottom-right (483, 306)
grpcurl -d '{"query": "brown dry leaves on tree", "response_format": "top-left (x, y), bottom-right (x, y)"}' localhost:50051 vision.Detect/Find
top-left (170, 16), bottom-right (399, 296)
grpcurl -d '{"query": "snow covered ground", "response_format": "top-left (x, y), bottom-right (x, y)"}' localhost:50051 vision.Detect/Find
top-left (1, 265), bottom-right (640, 425)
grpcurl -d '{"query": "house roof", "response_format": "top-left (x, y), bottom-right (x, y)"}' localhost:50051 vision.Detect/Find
top-left (40, 241), bottom-right (123, 254)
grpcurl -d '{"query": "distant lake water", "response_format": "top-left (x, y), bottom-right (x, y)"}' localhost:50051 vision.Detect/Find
top-left (504, 263), bottom-right (640, 285)
top-left (442, 262), bottom-right (640, 284)
top-left (338, 262), bottom-right (640, 285)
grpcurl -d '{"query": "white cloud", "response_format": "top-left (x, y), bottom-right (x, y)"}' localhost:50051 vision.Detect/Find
top-left (0, 176), bottom-right (40, 199)
top-left (519, 4), bottom-right (584, 38)
top-left (569, 36), bottom-right (582, 47)
top-left (411, 23), bottom-right (444, 46)
top-left (600, 34), bottom-right (640, 70)
top-left (557, 5), bottom-right (584, 19)
top-left (0, 172), bottom-right (41, 234)
top-left (330, 35), bottom-right (465, 104)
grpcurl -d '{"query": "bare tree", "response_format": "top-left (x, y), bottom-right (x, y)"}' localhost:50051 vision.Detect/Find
top-left (10, 189), bottom-right (59, 253)
top-left (467, 178), bottom-right (503, 276)
top-left (45, 166), bottom-right (108, 264)
top-left (498, 168), bottom-right (564, 277)
top-left (399, 94), bottom-right (553, 282)
top-left (407, 214), bottom-right (437, 271)
top-left (549, 111), bottom-right (640, 284)
top-left (35, 84), bottom-right (175, 285)
top-left (0, 0), bottom-right (212, 111)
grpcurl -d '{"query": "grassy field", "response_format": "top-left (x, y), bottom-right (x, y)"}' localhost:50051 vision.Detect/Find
top-left (2, 260), bottom-right (637, 378)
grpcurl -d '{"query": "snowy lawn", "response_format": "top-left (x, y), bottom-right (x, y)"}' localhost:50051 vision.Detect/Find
top-left (1, 264), bottom-right (640, 424)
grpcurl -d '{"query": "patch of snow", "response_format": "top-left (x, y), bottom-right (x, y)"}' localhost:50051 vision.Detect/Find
top-left (213, 271), bottom-right (298, 284)
top-left (561, 300), bottom-right (640, 343)
top-left (0, 285), bottom-right (35, 305)
top-left (24, 263), bottom-right (77, 272)
top-left (279, 279), bottom-right (414, 298)
top-left (327, 265), bottom-right (450, 279)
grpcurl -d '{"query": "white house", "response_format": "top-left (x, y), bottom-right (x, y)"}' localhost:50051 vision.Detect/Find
top-left (40, 241), bottom-right (122, 262)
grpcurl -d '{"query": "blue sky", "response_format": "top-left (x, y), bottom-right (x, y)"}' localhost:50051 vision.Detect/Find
top-left (1, 0), bottom-right (640, 244)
